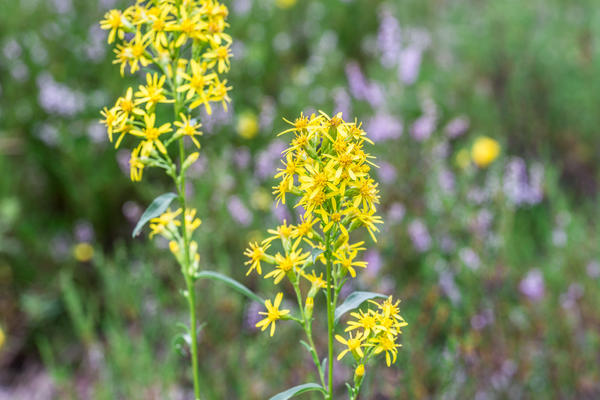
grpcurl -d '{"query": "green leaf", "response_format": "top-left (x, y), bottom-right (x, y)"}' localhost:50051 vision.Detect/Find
top-left (310, 247), bottom-right (324, 264)
top-left (195, 271), bottom-right (263, 303)
top-left (132, 192), bottom-right (178, 237)
top-left (334, 291), bottom-right (387, 324)
top-left (269, 383), bottom-right (325, 400)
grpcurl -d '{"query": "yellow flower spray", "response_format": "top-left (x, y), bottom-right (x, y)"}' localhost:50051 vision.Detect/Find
top-left (100, 1), bottom-right (232, 398)
top-left (245, 112), bottom-right (407, 399)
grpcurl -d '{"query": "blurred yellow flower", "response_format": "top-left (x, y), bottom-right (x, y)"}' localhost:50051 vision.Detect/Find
top-left (250, 188), bottom-right (272, 211)
top-left (73, 243), bottom-right (94, 262)
top-left (237, 112), bottom-right (259, 139)
top-left (471, 136), bottom-right (500, 168)
top-left (0, 326), bottom-right (5, 350)
top-left (276, 0), bottom-right (297, 9)
top-left (355, 364), bottom-right (365, 378)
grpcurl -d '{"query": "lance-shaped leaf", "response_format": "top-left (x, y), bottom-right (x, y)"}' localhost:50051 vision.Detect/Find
top-left (195, 270), bottom-right (263, 304)
top-left (334, 291), bottom-right (387, 324)
top-left (269, 383), bottom-right (326, 400)
top-left (132, 192), bottom-right (178, 237)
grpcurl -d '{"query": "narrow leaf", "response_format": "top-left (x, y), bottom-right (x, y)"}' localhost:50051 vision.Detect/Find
top-left (311, 247), bottom-right (324, 264)
top-left (269, 383), bottom-right (325, 400)
top-left (334, 291), bottom-right (387, 324)
top-left (132, 192), bottom-right (177, 237)
top-left (195, 271), bottom-right (263, 303)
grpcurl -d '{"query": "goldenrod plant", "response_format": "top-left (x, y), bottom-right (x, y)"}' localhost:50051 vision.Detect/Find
top-left (245, 112), bottom-right (407, 399)
top-left (99, 2), bottom-right (258, 399)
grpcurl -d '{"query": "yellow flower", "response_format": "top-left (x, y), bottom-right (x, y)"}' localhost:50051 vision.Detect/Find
top-left (100, 9), bottom-right (127, 44)
top-left (184, 209), bottom-right (202, 235)
top-left (237, 112), bottom-right (259, 139)
top-left (129, 143), bottom-right (145, 182)
top-left (354, 364), bottom-right (365, 378)
top-left (100, 106), bottom-right (124, 142)
top-left (178, 60), bottom-right (217, 113)
top-left (203, 42), bottom-right (232, 74)
top-left (112, 30), bottom-right (151, 75)
top-left (345, 309), bottom-right (377, 336)
top-left (149, 208), bottom-right (182, 238)
top-left (135, 73), bottom-right (173, 110)
top-left (130, 113), bottom-right (172, 154)
top-left (335, 332), bottom-right (365, 360)
top-left (256, 292), bottom-right (290, 336)
top-left (244, 241), bottom-right (271, 276)
top-left (333, 247), bottom-right (367, 278)
top-left (368, 335), bottom-right (401, 367)
top-left (73, 243), bottom-right (94, 262)
top-left (0, 326), bottom-right (5, 350)
top-left (471, 136), bottom-right (500, 168)
top-left (174, 113), bottom-right (203, 148)
top-left (264, 249), bottom-right (310, 284)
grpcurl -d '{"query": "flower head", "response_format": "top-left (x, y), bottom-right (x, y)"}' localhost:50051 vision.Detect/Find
top-left (256, 292), bottom-right (290, 336)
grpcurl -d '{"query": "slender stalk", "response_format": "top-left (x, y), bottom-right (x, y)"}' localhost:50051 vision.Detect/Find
top-left (172, 74), bottom-right (201, 399)
top-left (325, 234), bottom-right (334, 399)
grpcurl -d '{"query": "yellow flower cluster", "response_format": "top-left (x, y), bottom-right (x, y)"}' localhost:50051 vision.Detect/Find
top-left (337, 296), bottom-right (407, 367)
top-left (99, 0), bottom-right (232, 182)
top-left (245, 111), bottom-right (383, 333)
top-left (149, 207), bottom-right (202, 274)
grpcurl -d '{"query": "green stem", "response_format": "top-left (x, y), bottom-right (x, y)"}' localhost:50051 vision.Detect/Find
top-left (293, 283), bottom-right (326, 389)
top-left (172, 75), bottom-right (201, 399)
top-left (325, 234), bottom-right (334, 399)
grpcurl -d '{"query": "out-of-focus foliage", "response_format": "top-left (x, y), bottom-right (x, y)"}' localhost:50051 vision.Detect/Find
top-left (0, 0), bottom-right (599, 399)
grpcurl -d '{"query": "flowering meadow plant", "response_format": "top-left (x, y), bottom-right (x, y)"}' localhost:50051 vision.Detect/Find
top-left (98, 1), bottom-right (250, 399)
top-left (245, 112), bottom-right (407, 399)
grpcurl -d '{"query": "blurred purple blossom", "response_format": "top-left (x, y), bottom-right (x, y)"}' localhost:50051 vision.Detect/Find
top-left (519, 269), bottom-right (545, 302)
top-left (122, 201), bottom-right (142, 224)
top-left (37, 123), bottom-right (60, 146)
top-left (387, 202), bottom-right (405, 223)
top-left (259, 97), bottom-right (276, 131)
top-left (377, 161), bottom-right (397, 184)
top-left (471, 209), bottom-right (493, 238)
top-left (439, 269), bottom-right (461, 304)
top-left (560, 283), bottom-right (584, 310)
top-left (366, 112), bottom-right (403, 142)
top-left (233, 147), bottom-right (251, 170)
top-left (272, 202), bottom-right (290, 222)
top-left (586, 260), bottom-right (600, 279)
top-left (411, 103), bottom-right (437, 142)
top-left (503, 157), bottom-right (544, 206)
top-left (444, 116), bottom-right (470, 139)
top-left (459, 247), bottom-right (480, 270)
top-left (552, 229), bottom-right (567, 247)
top-left (345, 61), bottom-right (384, 108)
top-left (471, 308), bottom-right (494, 331)
top-left (377, 9), bottom-right (402, 68)
top-left (243, 301), bottom-right (262, 332)
top-left (408, 219), bottom-right (431, 252)
top-left (227, 196), bottom-right (252, 226)
top-left (187, 154), bottom-right (207, 177)
top-left (255, 140), bottom-right (286, 180)
top-left (87, 122), bottom-right (106, 144)
top-left (333, 87), bottom-right (352, 119)
top-left (52, 0), bottom-right (73, 15)
top-left (74, 220), bottom-right (94, 243)
top-left (233, 0), bottom-right (252, 16)
top-left (3, 39), bottom-right (22, 60)
top-left (86, 25), bottom-right (107, 62)
top-left (198, 105), bottom-right (232, 134)
top-left (37, 73), bottom-right (84, 117)
top-left (437, 168), bottom-right (455, 194)
top-left (116, 149), bottom-right (130, 176)
top-left (399, 46), bottom-right (423, 85)
top-left (363, 249), bottom-right (383, 278)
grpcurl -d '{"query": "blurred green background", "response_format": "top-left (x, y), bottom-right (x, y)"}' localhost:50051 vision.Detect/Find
top-left (1, 0), bottom-right (599, 398)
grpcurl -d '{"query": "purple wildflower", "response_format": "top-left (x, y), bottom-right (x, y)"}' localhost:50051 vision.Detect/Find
top-left (519, 269), bottom-right (545, 301)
